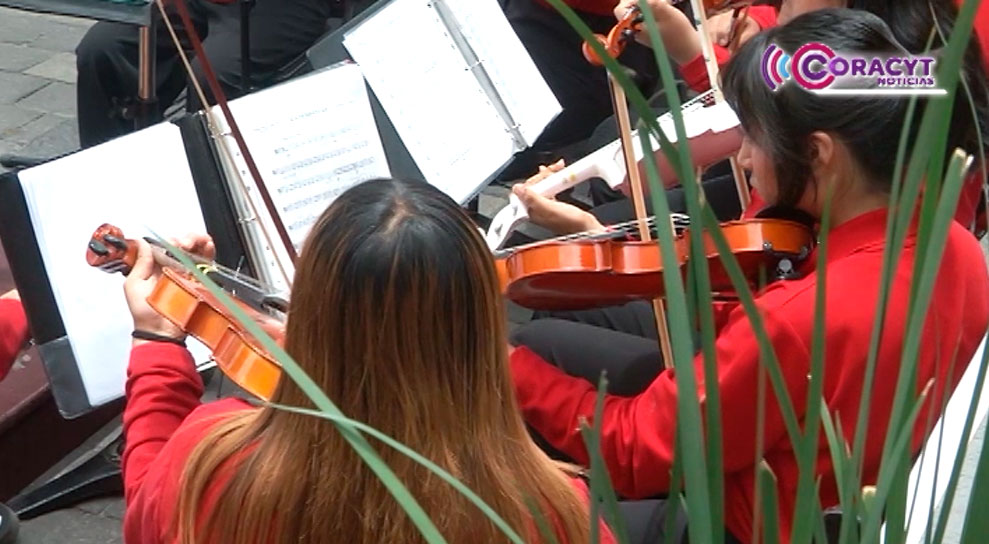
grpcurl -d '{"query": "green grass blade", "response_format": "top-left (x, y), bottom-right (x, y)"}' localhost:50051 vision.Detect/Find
top-left (635, 7), bottom-right (728, 538)
top-left (637, 128), bottom-right (716, 544)
top-left (819, 404), bottom-right (849, 507)
top-left (791, 192), bottom-right (833, 544)
top-left (874, 150), bottom-right (972, 543)
top-left (579, 374), bottom-right (632, 544)
top-left (929, 342), bottom-right (989, 544)
top-left (696, 204), bottom-right (804, 446)
top-left (861, 381), bottom-right (936, 540)
top-left (846, 3), bottom-right (980, 539)
top-left (960, 417), bottom-right (989, 543)
top-left (635, 0), bottom-right (696, 185)
top-left (759, 462), bottom-right (781, 544)
top-left (667, 431), bottom-right (685, 543)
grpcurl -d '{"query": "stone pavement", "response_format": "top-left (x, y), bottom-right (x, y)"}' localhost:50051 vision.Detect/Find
top-left (0, 6), bottom-right (88, 172)
top-left (0, 6), bottom-right (126, 542)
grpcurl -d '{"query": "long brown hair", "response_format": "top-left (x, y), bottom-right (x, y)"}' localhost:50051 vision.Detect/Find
top-left (173, 178), bottom-right (592, 543)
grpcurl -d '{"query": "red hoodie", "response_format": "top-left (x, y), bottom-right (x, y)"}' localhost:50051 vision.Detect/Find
top-left (122, 342), bottom-right (616, 543)
top-left (0, 298), bottom-right (29, 381)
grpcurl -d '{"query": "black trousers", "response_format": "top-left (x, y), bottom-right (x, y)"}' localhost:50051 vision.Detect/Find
top-left (512, 301), bottom-right (661, 397)
top-left (76, 0), bottom-right (332, 148)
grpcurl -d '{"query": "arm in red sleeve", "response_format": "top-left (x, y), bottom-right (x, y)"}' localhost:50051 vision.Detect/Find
top-left (680, 6), bottom-right (777, 93)
top-left (511, 300), bottom-right (809, 499)
top-left (122, 342), bottom-right (204, 505)
top-left (746, 5), bottom-right (778, 31)
top-left (0, 299), bottom-right (29, 382)
top-left (680, 45), bottom-right (732, 92)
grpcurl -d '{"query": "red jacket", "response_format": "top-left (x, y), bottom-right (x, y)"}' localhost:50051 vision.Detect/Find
top-left (0, 299), bottom-right (29, 382)
top-left (122, 342), bottom-right (614, 543)
top-left (511, 208), bottom-right (989, 542)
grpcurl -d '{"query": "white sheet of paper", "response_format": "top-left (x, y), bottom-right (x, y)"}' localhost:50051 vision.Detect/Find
top-left (343, 0), bottom-right (517, 203)
top-left (443, 0), bottom-right (561, 146)
top-left (19, 123), bottom-right (210, 407)
top-left (211, 63), bottom-right (390, 292)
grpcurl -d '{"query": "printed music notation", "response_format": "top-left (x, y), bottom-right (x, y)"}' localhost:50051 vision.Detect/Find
top-left (213, 62), bottom-right (391, 253)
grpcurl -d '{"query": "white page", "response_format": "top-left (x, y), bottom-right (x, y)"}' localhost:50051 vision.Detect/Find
top-left (19, 123), bottom-right (210, 407)
top-left (343, 0), bottom-right (514, 203)
top-left (444, 0), bottom-right (561, 146)
top-left (211, 63), bottom-right (390, 292)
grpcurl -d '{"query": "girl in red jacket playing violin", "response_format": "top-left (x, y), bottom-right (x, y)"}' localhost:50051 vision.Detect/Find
top-left (510, 10), bottom-right (989, 543)
top-left (520, 0), bottom-right (989, 234)
top-left (119, 179), bottom-right (614, 544)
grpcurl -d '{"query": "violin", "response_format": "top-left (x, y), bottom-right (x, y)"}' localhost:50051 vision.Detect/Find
top-left (86, 224), bottom-right (284, 400)
top-left (495, 214), bottom-right (815, 311)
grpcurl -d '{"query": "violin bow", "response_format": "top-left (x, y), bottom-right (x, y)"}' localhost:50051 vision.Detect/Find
top-left (152, 0), bottom-right (297, 286)
top-left (687, 0), bottom-right (752, 209)
top-left (596, 6), bottom-right (675, 368)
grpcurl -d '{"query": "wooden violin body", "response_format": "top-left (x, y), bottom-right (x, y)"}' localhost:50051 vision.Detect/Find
top-left (497, 219), bottom-right (814, 310)
top-left (87, 224), bottom-right (283, 400)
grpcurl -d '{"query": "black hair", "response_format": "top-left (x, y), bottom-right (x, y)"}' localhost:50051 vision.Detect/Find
top-left (853, 0), bottom-right (989, 164)
top-left (751, 1), bottom-right (989, 206)
top-left (723, 9), bottom-right (913, 205)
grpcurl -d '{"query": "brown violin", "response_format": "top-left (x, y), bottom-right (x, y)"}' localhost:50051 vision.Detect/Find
top-left (495, 215), bottom-right (814, 311)
top-left (86, 224), bottom-right (284, 400)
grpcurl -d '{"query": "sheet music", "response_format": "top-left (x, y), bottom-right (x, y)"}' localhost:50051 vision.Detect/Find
top-left (211, 63), bottom-right (390, 292)
top-left (442, 0), bottom-right (560, 146)
top-left (343, 0), bottom-right (533, 204)
top-left (19, 123), bottom-right (210, 407)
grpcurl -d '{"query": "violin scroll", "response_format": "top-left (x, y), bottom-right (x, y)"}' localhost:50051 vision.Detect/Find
top-left (582, 6), bottom-right (643, 66)
top-left (86, 224), bottom-right (138, 275)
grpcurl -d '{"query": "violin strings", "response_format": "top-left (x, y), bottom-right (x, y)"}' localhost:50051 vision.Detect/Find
top-left (145, 237), bottom-right (272, 293)
top-left (493, 213), bottom-right (692, 259)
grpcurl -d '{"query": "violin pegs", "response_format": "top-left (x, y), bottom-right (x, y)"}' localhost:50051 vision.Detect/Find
top-left (88, 240), bottom-right (110, 257)
top-left (102, 234), bottom-right (128, 250)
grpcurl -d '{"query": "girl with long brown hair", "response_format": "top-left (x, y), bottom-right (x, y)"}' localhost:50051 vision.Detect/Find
top-left (119, 178), bottom-right (608, 543)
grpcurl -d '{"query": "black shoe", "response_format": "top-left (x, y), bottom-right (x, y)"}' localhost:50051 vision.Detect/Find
top-left (0, 502), bottom-right (19, 544)
top-left (0, 153), bottom-right (46, 169)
